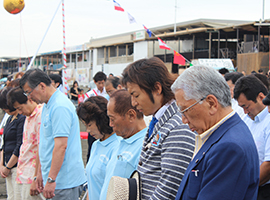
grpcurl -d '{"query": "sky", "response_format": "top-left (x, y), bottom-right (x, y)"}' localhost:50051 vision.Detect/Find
top-left (0, 0), bottom-right (268, 57)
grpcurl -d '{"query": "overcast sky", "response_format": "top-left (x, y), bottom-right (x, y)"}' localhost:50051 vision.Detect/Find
top-left (0, 0), bottom-right (268, 57)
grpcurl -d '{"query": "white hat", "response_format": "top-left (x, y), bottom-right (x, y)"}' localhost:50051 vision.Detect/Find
top-left (106, 171), bottom-right (141, 200)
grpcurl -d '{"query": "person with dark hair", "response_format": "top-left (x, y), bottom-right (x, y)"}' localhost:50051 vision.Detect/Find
top-left (77, 96), bottom-right (120, 200)
top-left (105, 76), bottom-right (123, 97)
top-left (254, 73), bottom-right (269, 90)
top-left (49, 73), bottom-right (70, 96)
top-left (70, 80), bottom-right (80, 105)
top-left (122, 57), bottom-right (195, 200)
top-left (49, 74), bottom-right (62, 88)
top-left (84, 71), bottom-right (109, 101)
top-left (258, 68), bottom-right (264, 74)
top-left (218, 67), bottom-right (229, 76)
top-left (108, 73), bottom-right (114, 77)
top-left (100, 89), bottom-right (147, 199)
top-left (234, 75), bottom-right (270, 199)
top-left (224, 72), bottom-right (245, 118)
top-left (19, 68), bottom-right (86, 200)
top-left (7, 86), bottom-right (45, 200)
top-left (172, 65), bottom-right (259, 200)
top-left (0, 87), bottom-right (26, 199)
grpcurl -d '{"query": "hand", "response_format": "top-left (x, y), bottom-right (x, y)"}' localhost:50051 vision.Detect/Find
top-left (43, 182), bottom-right (56, 199)
top-left (30, 180), bottom-right (39, 196)
top-left (0, 166), bottom-right (6, 178)
top-left (36, 173), bottom-right (44, 193)
top-left (0, 166), bottom-right (10, 178)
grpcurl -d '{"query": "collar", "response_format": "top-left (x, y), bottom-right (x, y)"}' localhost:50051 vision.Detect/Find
top-left (99, 133), bottom-right (118, 147)
top-left (200, 111), bottom-right (235, 140)
top-left (94, 87), bottom-right (106, 94)
top-left (154, 99), bottom-right (175, 120)
top-left (123, 127), bottom-right (147, 144)
top-left (254, 106), bottom-right (268, 122)
top-left (29, 104), bottom-right (43, 118)
top-left (45, 89), bottom-right (59, 109)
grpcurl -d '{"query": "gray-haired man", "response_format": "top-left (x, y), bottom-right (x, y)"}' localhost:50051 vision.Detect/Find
top-left (172, 65), bottom-right (259, 200)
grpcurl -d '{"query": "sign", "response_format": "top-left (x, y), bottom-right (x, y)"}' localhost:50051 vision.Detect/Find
top-left (133, 31), bottom-right (145, 41)
top-left (76, 68), bottom-right (90, 86)
top-left (191, 59), bottom-right (235, 72)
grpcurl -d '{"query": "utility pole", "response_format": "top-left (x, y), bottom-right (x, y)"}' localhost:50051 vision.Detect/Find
top-left (174, 0), bottom-right (177, 33)
top-left (262, 0), bottom-right (265, 21)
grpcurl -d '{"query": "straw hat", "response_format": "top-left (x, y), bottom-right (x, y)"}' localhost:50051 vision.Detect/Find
top-left (106, 171), bottom-right (141, 200)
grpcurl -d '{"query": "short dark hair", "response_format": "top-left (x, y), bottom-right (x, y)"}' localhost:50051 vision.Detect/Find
top-left (20, 68), bottom-right (51, 89)
top-left (224, 72), bottom-right (244, 84)
top-left (0, 87), bottom-right (16, 112)
top-left (76, 96), bottom-right (113, 136)
top-left (110, 89), bottom-right (143, 119)
top-left (93, 71), bottom-right (107, 82)
top-left (253, 73), bottom-right (269, 90)
top-left (122, 57), bottom-right (175, 105)
top-left (234, 75), bottom-right (268, 102)
top-left (49, 74), bottom-right (62, 87)
top-left (106, 77), bottom-right (120, 89)
top-left (7, 86), bottom-right (28, 107)
top-left (218, 68), bottom-right (229, 75)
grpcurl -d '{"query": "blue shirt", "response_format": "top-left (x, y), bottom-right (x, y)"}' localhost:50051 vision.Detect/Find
top-left (86, 133), bottom-right (120, 200)
top-left (99, 127), bottom-right (147, 200)
top-left (40, 89), bottom-right (86, 189)
top-left (243, 107), bottom-right (270, 185)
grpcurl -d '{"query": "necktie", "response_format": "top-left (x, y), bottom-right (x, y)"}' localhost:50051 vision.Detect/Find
top-left (148, 117), bottom-right (158, 138)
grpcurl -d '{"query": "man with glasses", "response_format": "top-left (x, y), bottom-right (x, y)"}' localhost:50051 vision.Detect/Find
top-left (19, 69), bottom-right (86, 200)
top-left (172, 65), bottom-right (259, 200)
top-left (234, 75), bottom-right (270, 200)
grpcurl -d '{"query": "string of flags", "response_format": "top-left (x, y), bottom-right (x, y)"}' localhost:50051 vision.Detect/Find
top-left (112, 0), bottom-right (190, 65)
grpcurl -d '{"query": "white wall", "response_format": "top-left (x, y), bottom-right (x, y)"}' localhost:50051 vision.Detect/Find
top-left (103, 63), bottom-right (131, 77)
top-left (134, 41), bottom-right (148, 61)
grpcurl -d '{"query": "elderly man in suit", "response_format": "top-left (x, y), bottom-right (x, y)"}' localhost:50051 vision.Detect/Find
top-left (172, 65), bottom-right (259, 200)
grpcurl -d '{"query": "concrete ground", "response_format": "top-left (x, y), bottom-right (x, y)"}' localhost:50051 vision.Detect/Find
top-left (0, 109), bottom-right (89, 199)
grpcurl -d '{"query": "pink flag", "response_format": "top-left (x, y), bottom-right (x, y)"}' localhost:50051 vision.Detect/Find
top-left (113, 0), bottom-right (124, 12)
top-left (158, 37), bottom-right (171, 50)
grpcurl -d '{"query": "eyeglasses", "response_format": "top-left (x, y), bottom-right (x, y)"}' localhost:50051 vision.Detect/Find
top-left (23, 84), bottom-right (39, 97)
top-left (180, 96), bottom-right (206, 118)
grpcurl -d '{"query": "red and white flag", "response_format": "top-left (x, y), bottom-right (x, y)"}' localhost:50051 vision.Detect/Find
top-left (113, 0), bottom-right (124, 12)
top-left (158, 37), bottom-right (171, 50)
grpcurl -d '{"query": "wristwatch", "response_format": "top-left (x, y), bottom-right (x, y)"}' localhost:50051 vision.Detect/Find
top-left (47, 177), bottom-right (56, 183)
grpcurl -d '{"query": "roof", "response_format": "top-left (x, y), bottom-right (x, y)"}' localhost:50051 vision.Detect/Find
top-left (86, 18), bottom-right (255, 48)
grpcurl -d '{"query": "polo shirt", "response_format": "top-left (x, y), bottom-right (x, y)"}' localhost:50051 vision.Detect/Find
top-left (99, 127), bottom-right (147, 200)
top-left (86, 133), bottom-right (120, 200)
top-left (40, 89), bottom-right (86, 189)
top-left (243, 107), bottom-right (270, 185)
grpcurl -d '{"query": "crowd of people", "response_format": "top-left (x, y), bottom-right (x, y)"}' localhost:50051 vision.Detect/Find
top-left (0, 57), bottom-right (269, 200)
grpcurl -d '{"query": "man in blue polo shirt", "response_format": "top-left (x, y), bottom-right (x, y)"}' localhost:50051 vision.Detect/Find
top-left (234, 75), bottom-right (270, 200)
top-left (20, 69), bottom-right (86, 200)
top-left (100, 89), bottom-right (147, 199)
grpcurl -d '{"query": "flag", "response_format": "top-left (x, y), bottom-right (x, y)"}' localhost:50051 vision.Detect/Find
top-left (143, 25), bottom-right (152, 37)
top-left (158, 37), bottom-right (171, 50)
top-left (173, 50), bottom-right (186, 65)
top-left (127, 12), bottom-right (136, 24)
top-left (113, 0), bottom-right (124, 12)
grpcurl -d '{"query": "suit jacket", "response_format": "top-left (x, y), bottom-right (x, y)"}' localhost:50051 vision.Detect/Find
top-left (175, 113), bottom-right (259, 200)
